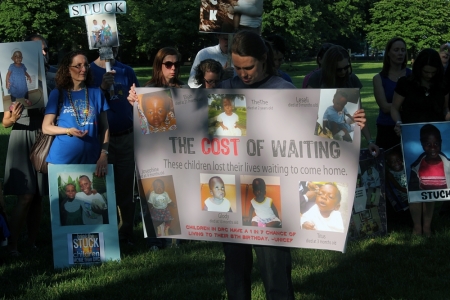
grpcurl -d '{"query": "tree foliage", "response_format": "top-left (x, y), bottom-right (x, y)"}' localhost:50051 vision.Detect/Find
top-left (367, 0), bottom-right (450, 56)
top-left (1, 0), bottom-right (448, 63)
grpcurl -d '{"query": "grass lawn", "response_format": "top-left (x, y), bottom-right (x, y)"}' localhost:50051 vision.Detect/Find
top-left (2, 61), bottom-right (450, 299)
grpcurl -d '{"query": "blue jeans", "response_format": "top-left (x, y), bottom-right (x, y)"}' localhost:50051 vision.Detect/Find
top-left (223, 243), bottom-right (294, 300)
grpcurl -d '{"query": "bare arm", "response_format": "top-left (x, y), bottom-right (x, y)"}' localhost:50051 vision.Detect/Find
top-left (391, 91), bottom-right (405, 136)
top-left (445, 93), bottom-right (450, 121)
top-left (5, 70), bottom-right (11, 89)
top-left (25, 71), bottom-right (32, 83)
top-left (42, 114), bottom-right (88, 137)
top-left (373, 74), bottom-right (391, 114)
top-left (95, 111), bottom-right (109, 177)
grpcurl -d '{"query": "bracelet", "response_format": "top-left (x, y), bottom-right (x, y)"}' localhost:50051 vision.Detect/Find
top-left (396, 121), bottom-right (402, 125)
top-left (66, 128), bottom-right (73, 137)
top-left (368, 140), bottom-right (376, 145)
top-left (101, 149), bottom-right (109, 155)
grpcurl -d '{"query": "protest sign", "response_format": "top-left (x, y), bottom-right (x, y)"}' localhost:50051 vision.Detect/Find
top-left (384, 144), bottom-right (409, 212)
top-left (0, 41), bottom-right (48, 112)
top-left (85, 14), bottom-right (119, 49)
top-left (199, 0), bottom-right (264, 33)
top-left (401, 122), bottom-right (450, 203)
top-left (348, 149), bottom-right (387, 240)
top-left (69, 1), bottom-right (127, 17)
top-left (134, 87), bottom-right (362, 252)
top-left (48, 164), bottom-right (120, 268)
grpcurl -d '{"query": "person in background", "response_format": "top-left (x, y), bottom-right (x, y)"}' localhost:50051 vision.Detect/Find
top-left (265, 34), bottom-right (293, 83)
top-left (373, 37), bottom-right (410, 150)
top-left (391, 48), bottom-right (450, 236)
top-left (302, 43), bottom-right (334, 88)
top-left (307, 45), bottom-right (380, 157)
top-left (128, 47), bottom-right (187, 250)
top-left (90, 46), bottom-right (139, 246)
top-left (218, 30), bottom-right (368, 300)
top-left (2, 34), bottom-right (52, 257)
top-left (188, 24), bottom-right (234, 88)
top-left (372, 37), bottom-right (411, 226)
top-left (42, 50), bottom-right (109, 176)
top-left (193, 59), bottom-right (224, 88)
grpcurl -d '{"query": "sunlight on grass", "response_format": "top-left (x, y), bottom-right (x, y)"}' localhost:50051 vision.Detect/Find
top-left (3, 61), bottom-right (450, 300)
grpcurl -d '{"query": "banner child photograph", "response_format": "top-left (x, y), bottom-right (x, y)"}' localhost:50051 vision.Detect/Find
top-left (133, 87), bottom-right (361, 252)
top-left (48, 164), bottom-right (120, 268)
top-left (401, 122), bottom-right (450, 203)
top-left (0, 41), bottom-right (48, 112)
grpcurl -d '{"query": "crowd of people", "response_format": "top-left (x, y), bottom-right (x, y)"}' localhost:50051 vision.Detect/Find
top-left (1, 28), bottom-right (450, 299)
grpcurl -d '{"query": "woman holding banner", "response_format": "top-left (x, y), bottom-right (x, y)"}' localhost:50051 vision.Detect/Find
top-left (218, 30), bottom-right (367, 300)
top-left (306, 45), bottom-right (380, 157)
top-left (42, 50), bottom-right (109, 176)
top-left (391, 48), bottom-right (450, 236)
top-left (128, 47), bottom-right (186, 250)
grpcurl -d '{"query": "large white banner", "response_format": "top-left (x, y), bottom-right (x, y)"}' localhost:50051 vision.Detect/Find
top-left (134, 88), bottom-right (361, 252)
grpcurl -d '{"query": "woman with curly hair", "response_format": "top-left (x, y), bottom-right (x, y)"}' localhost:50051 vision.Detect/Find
top-left (42, 50), bottom-right (109, 176)
top-left (194, 58), bottom-right (223, 88)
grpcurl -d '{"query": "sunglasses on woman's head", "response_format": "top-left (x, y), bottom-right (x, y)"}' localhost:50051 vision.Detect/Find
top-left (162, 61), bottom-right (181, 69)
top-left (336, 65), bottom-right (351, 72)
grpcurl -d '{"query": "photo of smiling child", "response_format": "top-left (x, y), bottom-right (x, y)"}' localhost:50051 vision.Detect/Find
top-left (314, 89), bottom-right (359, 142)
top-left (300, 182), bottom-right (345, 233)
top-left (208, 94), bottom-right (246, 136)
top-left (137, 90), bottom-right (177, 134)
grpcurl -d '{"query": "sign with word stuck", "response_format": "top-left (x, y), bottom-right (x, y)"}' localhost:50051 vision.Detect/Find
top-left (134, 87), bottom-right (361, 252)
top-left (69, 1), bottom-right (127, 17)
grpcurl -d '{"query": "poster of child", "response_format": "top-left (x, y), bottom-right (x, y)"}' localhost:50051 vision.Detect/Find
top-left (208, 93), bottom-right (246, 136)
top-left (199, 0), bottom-right (264, 33)
top-left (241, 175), bottom-right (282, 228)
top-left (56, 173), bottom-right (109, 225)
top-left (200, 174), bottom-right (236, 212)
top-left (401, 122), bottom-right (450, 203)
top-left (300, 182), bottom-right (345, 233)
top-left (85, 13), bottom-right (119, 50)
top-left (137, 89), bottom-right (177, 134)
top-left (314, 88), bottom-right (359, 142)
top-left (138, 175), bottom-right (181, 238)
top-left (0, 41), bottom-right (47, 111)
top-left (384, 145), bottom-right (409, 212)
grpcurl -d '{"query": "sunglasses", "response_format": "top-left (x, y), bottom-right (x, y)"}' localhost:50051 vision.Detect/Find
top-left (204, 78), bottom-right (221, 85)
top-left (162, 61), bottom-right (181, 69)
top-left (70, 64), bottom-right (90, 70)
top-left (336, 65), bottom-right (351, 72)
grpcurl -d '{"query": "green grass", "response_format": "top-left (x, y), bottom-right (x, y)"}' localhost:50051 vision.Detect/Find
top-left (2, 61), bottom-right (450, 299)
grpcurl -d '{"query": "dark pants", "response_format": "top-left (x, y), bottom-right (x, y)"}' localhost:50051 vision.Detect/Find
top-left (223, 243), bottom-right (294, 300)
top-left (108, 131), bottom-right (135, 241)
top-left (376, 124), bottom-right (401, 150)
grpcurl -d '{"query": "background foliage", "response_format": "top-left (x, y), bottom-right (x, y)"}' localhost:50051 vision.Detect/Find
top-left (0, 0), bottom-right (449, 63)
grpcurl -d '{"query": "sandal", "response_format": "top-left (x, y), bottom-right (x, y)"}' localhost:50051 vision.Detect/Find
top-left (9, 250), bottom-right (21, 257)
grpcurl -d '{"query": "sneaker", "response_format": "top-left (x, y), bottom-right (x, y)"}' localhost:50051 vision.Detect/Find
top-left (149, 245), bottom-right (159, 251)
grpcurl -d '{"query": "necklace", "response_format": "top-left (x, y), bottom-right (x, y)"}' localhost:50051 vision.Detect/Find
top-left (67, 87), bottom-right (89, 126)
top-left (423, 86), bottom-right (430, 97)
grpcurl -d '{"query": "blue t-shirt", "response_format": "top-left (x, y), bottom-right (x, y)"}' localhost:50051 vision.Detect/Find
top-left (45, 88), bottom-right (109, 164)
top-left (323, 106), bottom-right (351, 132)
top-left (376, 68), bottom-right (412, 126)
top-left (89, 61), bottom-right (139, 133)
